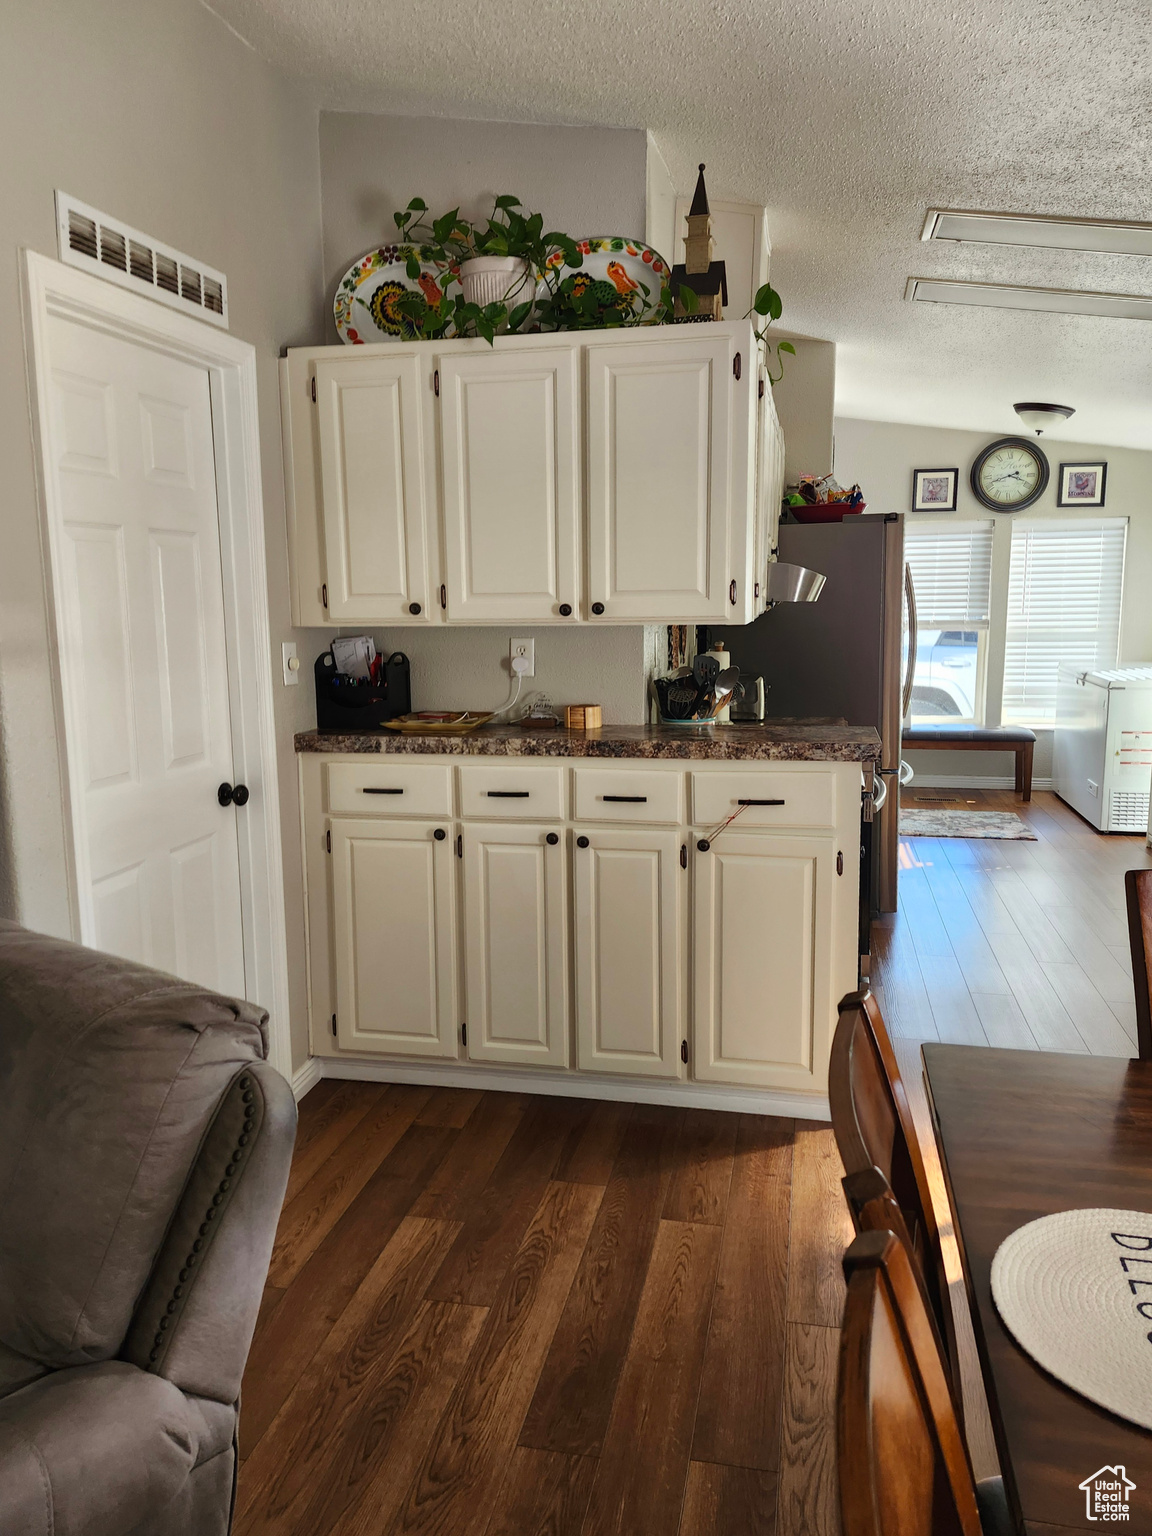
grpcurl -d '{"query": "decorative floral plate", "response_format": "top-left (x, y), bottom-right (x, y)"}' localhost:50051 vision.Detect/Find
top-left (536, 238), bottom-right (670, 325)
top-left (334, 245), bottom-right (456, 344)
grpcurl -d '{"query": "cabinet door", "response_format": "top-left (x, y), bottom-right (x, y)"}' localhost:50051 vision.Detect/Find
top-left (586, 331), bottom-right (740, 621)
top-left (439, 348), bottom-right (580, 622)
top-left (574, 828), bottom-right (685, 1078)
top-left (462, 823), bottom-right (568, 1067)
top-left (329, 818), bottom-right (458, 1056)
top-left (315, 353), bottom-right (432, 622)
top-left (694, 833), bottom-right (834, 1090)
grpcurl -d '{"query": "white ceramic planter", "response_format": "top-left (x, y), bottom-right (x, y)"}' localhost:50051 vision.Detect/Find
top-left (459, 255), bottom-right (534, 310)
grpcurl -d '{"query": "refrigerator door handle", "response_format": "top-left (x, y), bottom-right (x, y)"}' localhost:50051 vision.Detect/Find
top-left (902, 562), bottom-right (918, 722)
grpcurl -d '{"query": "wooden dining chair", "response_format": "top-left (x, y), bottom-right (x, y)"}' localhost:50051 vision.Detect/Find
top-left (829, 989), bottom-right (960, 1396)
top-left (839, 1228), bottom-right (1016, 1536)
top-left (1125, 869), bottom-right (1152, 1060)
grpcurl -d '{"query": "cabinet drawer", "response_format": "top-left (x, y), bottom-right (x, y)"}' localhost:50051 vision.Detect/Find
top-left (574, 768), bottom-right (683, 824)
top-left (692, 770), bottom-right (836, 830)
top-left (327, 761), bottom-right (453, 818)
top-left (459, 764), bottom-right (565, 819)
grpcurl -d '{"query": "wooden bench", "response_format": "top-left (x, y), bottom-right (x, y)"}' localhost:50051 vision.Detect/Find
top-left (901, 725), bottom-right (1037, 801)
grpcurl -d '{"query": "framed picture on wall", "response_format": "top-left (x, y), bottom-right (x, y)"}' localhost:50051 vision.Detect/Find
top-left (1057, 461), bottom-right (1107, 507)
top-left (911, 467), bottom-right (958, 511)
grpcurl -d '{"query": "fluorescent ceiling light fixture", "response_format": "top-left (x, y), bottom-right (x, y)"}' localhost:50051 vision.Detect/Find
top-left (905, 276), bottom-right (1152, 322)
top-left (921, 209), bottom-right (1152, 258)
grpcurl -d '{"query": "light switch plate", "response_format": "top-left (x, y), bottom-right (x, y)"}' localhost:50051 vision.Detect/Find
top-left (282, 641), bottom-right (300, 685)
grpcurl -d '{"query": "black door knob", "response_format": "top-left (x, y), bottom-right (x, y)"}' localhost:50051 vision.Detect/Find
top-left (409, 601), bottom-right (422, 615)
top-left (434, 828), bottom-right (446, 840)
top-left (546, 832), bottom-right (559, 845)
top-left (577, 835), bottom-right (590, 848)
top-left (558, 603), bottom-right (572, 617)
top-left (218, 783), bottom-right (249, 807)
top-left (591, 602), bottom-right (605, 615)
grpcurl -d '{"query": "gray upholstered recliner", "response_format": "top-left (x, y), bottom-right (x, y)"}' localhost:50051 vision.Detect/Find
top-left (0, 922), bottom-right (296, 1536)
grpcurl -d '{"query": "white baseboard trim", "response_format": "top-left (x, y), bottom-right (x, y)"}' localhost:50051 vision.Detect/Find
top-left (905, 773), bottom-right (1053, 791)
top-left (291, 1056), bottom-right (324, 1101)
top-left (299, 1053), bottom-right (829, 1122)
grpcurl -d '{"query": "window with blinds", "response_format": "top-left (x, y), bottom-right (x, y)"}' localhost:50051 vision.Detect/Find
top-left (904, 521), bottom-right (994, 627)
top-left (1002, 519), bottom-right (1127, 726)
top-left (905, 522), bottom-right (994, 724)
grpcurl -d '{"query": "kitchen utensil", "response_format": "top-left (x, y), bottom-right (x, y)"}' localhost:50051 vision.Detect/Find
top-left (535, 238), bottom-right (670, 327)
top-left (333, 245), bottom-right (455, 344)
top-left (692, 653), bottom-right (720, 689)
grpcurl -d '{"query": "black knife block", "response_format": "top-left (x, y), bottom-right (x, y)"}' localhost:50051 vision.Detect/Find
top-left (314, 650), bottom-right (411, 732)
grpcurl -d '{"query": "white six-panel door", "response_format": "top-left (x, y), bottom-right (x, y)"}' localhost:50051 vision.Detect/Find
top-left (693, 832), bottom-right (834, 1089)
top-left (329, 818), bottom-right (459, 1056)
top-left (573, 827), bottom-right (685, 1078)
top-left (46, 315), bottom-right (246, 995)
top-left (438, 347), bottom-right (580, 621)
top-left (462, 823), bottom-right (568, 1066)
top-left (315, 353), bottom-right (432, 621)
top-left (585, 330), bottom-right (736, 621)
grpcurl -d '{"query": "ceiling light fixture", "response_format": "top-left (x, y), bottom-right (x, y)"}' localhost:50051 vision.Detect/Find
top-left (1013, 402), bottom-right (1075, 436)
top-left (921, 209), bottom-right (1152, 258)
top-left (905, 276), bottom-right (1152, 322)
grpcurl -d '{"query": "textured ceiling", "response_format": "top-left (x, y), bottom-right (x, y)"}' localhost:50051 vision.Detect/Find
top-left (209, 0), bottom-right (1152, 448)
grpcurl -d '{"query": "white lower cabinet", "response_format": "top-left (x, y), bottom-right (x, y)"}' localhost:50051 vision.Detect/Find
top-left (329, 818), bottom-right (459, 1057)
top-left (572, 827), bottom-right (686, 1080)
top-left (305, 755), bottom-right (860, 1101)
top-left (693, 833), bottom-right (835, 1090)
top-left (462, 823), bottom-right (568, 1067)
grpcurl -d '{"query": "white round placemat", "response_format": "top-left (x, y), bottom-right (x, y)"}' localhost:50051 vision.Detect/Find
top-left (991, 1208), bottom-right (1152, 1430)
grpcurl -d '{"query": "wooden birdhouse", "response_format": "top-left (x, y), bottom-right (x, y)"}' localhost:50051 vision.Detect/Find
top-left (670, 164), bottom-right (728, 322)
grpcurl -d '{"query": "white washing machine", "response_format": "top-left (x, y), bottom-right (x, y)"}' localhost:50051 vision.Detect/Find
top-left (1053, 665), bottom-right (1152, 832)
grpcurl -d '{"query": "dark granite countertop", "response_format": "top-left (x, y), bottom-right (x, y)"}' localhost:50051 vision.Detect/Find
top-left (294, 721), bottom-right (881, 763)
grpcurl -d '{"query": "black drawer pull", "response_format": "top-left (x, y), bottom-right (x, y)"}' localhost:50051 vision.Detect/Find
top-left (737, 798), bottom-right (786, 806)
top-left (603, 795), bottom-right (647, 803)
top-left (362, 787), bottom-right (404, 795)
top-left (486, 790), bottom-right (530, 798)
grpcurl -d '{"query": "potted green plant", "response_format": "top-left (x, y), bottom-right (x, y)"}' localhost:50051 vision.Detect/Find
top-left (390, 196), bottom-right (583, 341)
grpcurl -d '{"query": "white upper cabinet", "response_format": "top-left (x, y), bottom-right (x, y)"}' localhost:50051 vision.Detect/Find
top-left (282, 323), bottom-right (774, 626)
top-left (315, 353), bottom-right (432, 622)
top-left (585, 329), bottom-right (747, 622)
top-left (439, 347), bottom-right (580, 622)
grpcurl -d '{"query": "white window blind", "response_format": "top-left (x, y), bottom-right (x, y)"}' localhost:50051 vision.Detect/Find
top-left (1003, 518), bottom-right (1127, 726)
top-left (904, 521), bottom-right (994, 627)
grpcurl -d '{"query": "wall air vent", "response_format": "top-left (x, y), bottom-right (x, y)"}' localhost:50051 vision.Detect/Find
top-left (55, 192), bottom-right (228, 329)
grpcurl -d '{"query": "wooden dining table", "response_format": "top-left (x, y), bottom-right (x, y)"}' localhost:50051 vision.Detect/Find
top-left (923, 1043), bottom-right (1152, 1535)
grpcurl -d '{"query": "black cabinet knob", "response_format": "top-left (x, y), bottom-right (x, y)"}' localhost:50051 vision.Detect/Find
top-left (434, 828), bottom-right (446, 841)
top-left (546, 832), bottom-right (559, 845)
top-left (558, 603), bottom-right (572, 617)
top-left (697, 838), bottom-right (711, 852)
top-left (218, 782), bottom-right (249, 807)
top-left (409, 601), bottom-right (422, 615)
top-left (591, 602), bottom-right (605, 615)
top-left (576, 835), bottom-right (590, 848)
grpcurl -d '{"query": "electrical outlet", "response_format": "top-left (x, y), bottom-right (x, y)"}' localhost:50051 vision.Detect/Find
top-left (282, 641), bottom-right (301, 686)
top-left (510, 638), bottom-right (535, 677)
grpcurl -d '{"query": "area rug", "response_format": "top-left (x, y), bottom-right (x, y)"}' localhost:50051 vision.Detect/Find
top-left (900, 808), bottom-right (1037, 840)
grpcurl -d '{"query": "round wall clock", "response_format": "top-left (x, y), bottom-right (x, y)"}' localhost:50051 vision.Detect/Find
top-left (970, 436), bottom-right (1050, 511)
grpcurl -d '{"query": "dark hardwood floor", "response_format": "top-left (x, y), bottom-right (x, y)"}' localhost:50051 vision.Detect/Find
top-left (236, 789), bottom-right (1151, 1534)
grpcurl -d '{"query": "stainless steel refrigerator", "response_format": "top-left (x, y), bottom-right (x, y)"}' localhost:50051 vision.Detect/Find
top-left (708, 513), bottom-right (909, 915)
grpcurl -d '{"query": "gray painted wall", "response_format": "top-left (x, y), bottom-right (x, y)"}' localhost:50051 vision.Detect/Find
top-left (0, 0), bottom-right (324, 1067)
top-left (317, 111), bottom-right (655, 721)
top-left (835, 416), bottom-right (1152, 784)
